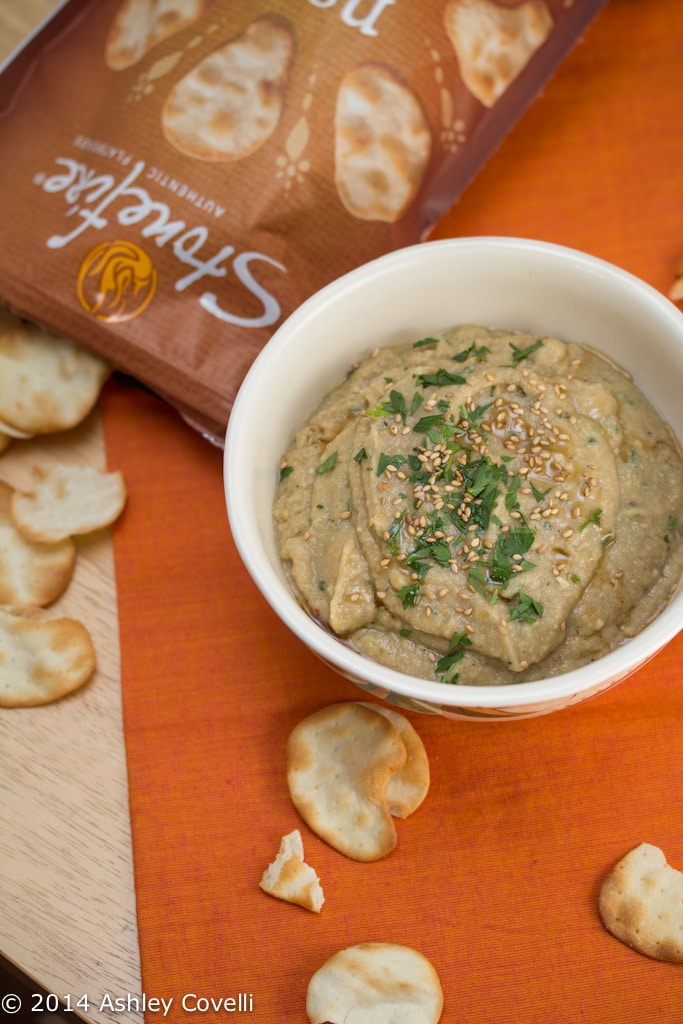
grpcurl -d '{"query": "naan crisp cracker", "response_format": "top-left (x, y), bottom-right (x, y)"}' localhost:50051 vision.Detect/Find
top-left (11, 465), bottom-right (127, 544)
top-left (359, 702), bottom-right (430, 818)
top-left (0, 481), bottom-right (75, 607)
top-left (0, 323), bottom-right (111, 435)
top-left (306, 942), bottom-right (444, 1024)
top-left (0, 606), bottom-right (96, 707)
top-left (286, 702), bottom-right (406, 862)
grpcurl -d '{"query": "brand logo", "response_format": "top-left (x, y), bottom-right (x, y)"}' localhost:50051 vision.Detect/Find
top-left (77, 240), bottom-right (157, 322)
top-left (38, 154), bottom-right (286, 330)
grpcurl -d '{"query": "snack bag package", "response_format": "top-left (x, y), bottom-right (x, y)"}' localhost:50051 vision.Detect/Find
top-left (0, 0), bottom-right (606, 442)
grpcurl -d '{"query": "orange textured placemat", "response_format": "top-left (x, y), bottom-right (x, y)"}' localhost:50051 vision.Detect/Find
top-left (104, 378), bottom-right (683, 1022)
top-left (102, 0), bottom-right (683, 1020)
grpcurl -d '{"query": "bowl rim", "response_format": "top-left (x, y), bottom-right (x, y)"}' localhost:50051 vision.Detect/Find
top-left (224, 236), bottom-right (683, 709)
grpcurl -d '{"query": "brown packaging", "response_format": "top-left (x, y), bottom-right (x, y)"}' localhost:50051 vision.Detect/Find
top-left (0, 0), bottom-right (606, 443)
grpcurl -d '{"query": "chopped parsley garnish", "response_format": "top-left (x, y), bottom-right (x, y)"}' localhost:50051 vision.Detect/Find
top-left (377, 452), bottom-right (408, 476)
top-left (353, 447), bottom-right (368, 463)
top-left (416, 368), bottom-right (467, 388)
top-left (579, 508), bottom-right (603, 531)
top-left (279, 465), bottom-right (294, 481)
top-left (370, 388), bottom-right (422, 422)
top-left (453, 341), bottom-right (491, 363)
top-left (664, 515), bottom-right (678, 544)
top-left (507, 338), bottom-right (544, 365)
top-left (383, 389), bottom-right (408, 421)
top-left (410, 391), bottom-right (423, 416)
top-left (316, 451), bottom-right (338, 474)
top-left (413, 413), bottom-right (448, 435)
top-left (509, 591), bottom-right (544, 623)
top-left (436, 631), bottom-right (472, 683)
top-left (505, 472), bottom-right (522, 512)
top-left (397, 582), bottom-right (420, 608)
top-left (386, 512), bottom-right (405, 554)
top-left (412, 336), bottom-right (440, 348)
top-left (465, 401), bottom-right (493, 423)
top-left (469, 527), bottom-right (536, 592)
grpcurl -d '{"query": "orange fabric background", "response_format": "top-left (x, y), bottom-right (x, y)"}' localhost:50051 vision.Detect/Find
top-left (102, 1), bottom-right (683, 1020)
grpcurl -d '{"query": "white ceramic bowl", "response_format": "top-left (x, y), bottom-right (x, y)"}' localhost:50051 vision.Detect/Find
top-left (224, 237), bottom-right (683, 720)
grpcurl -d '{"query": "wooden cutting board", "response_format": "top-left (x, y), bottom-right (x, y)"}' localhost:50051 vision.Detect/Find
top-left (0, 397), bottom-right (142, 1023)
top-left (0, 10), bottom-right (140, 1020)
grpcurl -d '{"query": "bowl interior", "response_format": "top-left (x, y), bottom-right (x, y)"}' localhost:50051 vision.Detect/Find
top-left (225, 237), bottom-right (683, 710)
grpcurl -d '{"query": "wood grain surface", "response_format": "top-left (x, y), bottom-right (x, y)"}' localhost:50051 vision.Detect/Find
top-left (0, 4), bottom-right (142, 1009)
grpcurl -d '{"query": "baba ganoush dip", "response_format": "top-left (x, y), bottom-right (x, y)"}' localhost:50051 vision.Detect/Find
top-left (273, 326), bottom-right (683, 685)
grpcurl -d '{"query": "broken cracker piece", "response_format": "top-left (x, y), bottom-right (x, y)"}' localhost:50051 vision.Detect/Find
top-left (260, 829), bottom-right (324, 913)
top-left (598, 842), bottom-right (683, 963)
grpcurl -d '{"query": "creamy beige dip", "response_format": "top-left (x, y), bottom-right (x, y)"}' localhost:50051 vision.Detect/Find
top-left (274, 326), bottom-right (683, 685)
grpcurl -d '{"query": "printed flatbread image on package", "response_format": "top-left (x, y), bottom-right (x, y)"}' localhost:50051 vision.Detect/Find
top-left (105, 0), bottom-right (215, 70)
top-left (0, 0), bottom-right (607, 442)
top-left (161, 15), bottom-right (296, 161)
top-left (444, 0), bottom-right (554, 108)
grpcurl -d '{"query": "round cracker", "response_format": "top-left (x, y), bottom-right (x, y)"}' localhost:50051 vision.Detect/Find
top-left (0, 324), bottom-right (111, 435)
top-left (286, 702), bottom-right (406, 862)
top-left (358, 702), bottom-right (430, 818)
top-left (0, 606), bottom-right (96, 708)
top-left (11, 464), bottom-right (127, 544)
top-left (161, 16), bottom-right (295, 161)
top-left (0, 481), bottom-right (75, 607)
top-left (598, 843), bottom-right (683, 963)
top-left (306, 942), bottom-right (444, 1024)
top-left (334, 62), bottom-right (432, 223)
